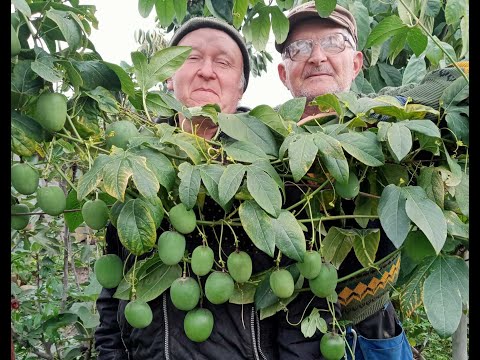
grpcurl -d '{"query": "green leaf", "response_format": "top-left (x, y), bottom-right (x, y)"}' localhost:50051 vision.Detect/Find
top-left (64, 190), bottom-right (85, 232)
top-left (444, 0), bottom-right (467, 25)
top-left (301, 308), bottom-right (328, 338)
top-left (178, 162), bottom-right (201, 210)
top-left (403, 186), bottom-right (447, 253)
top-left (233, 0), bottom-right (249, 29)
top-left (348, 1), bottom-right (370, 51)
top-left (354, 195), bottom-right (376, 228)
top-left (378, 184), bottom-right (410, 248)
top-left (386, 122), bottom-right (412, 162)
top-left (167, 134), bottom-right (203, 165)
top-left (272, 210), bottom-right (306, 262)
top-left (12, 0), bottom-right (32, 17)
top-left (117, 198), bottom-right (157, 255)
top-left (31, 48), bottom-right (63, 83)
top-left (322, 227), bottom-right (355, 268)
top-left (251, 12), bottom-right (271, 51)
top-left (102, 152), bottom-right (134, 201)
top-left (314, 0), bottom-right (336, 17)
top-left (70, 60), bottom-right (122, 91)
top-left (103, 62), bottom-right (136, 98)
top-left (270, 6), bottom-right (289, 45)
top-left (132, 47), bottom-right (191, 94)
top-left (11, 110), bottom-right (50, 144)
top-left (85, 87), bottom-right (119, 114)
top-left (138, 0), bottom-right (156, 17)
top-left (130, 148), bottom-right (176, 192)
top-left (313, 132), bottom-right (349, 184)
top-left (418, 167), bottom-right (444, 209)
top-left (425, 0), bottom-right (441, 17)
top-left (57, 60), bottom-right (83, 92)
top-left (250, 104), bottom-right (289, 137)
top-left (128, 154), bottom-right (160, 200)
top-left (155, 0), bottom-right (175, 27)
top-left (199, 164), bottom-right (224, 206)
top-left (365, 15), bottom-right (407, 48)
top-left (247, 165), bottom-right (282, 218)
top-left (378, 62), bottom-right (402, 87)
top-left (173, 0), bottom-right (187, 22)
top-left (402, 55), bottom-right (427, 85)
top-left (352, 229), bottom-right (380, 268)
top-left (250, 160), bottom-right (285, 197)
top-left (217, 113), bottom-right (278, 156)
top-left (254, 270), bottom-right (277, 310)
top-left (445, 111), bottom-right (469, 145)
top-left (399, 259), bottom-right (433, 317)
top-left (403, 119), bottom-right (441, 138)
top-left (11, 60), bottom-right (43, 96)
top-left (454, 173), bottom-right (469, 217)
top-left (46, 9), bottom-right (82, 50)
top-left (336, 131), bottom-right (384, 167)
top-left (423, 258), bottom-right (463, 337)
top-left (288, 134), bottom-right (318, 182)
top-left (444, 210), bottom-right (469, 239)
top-left (239, 200), bottom-right (275, 257)
top-left (69, 304), bottom-right (99, 329)
top-left (218, 164), bottom-right (246, 206)
top-left (205, 0), bottom-right (234, 23)
top-left (77, 155), bottom-right (111, 201)
top-left (310, 94), bottom-right (344, 119)
top-left (406, 27), bottom-right (428, 57)
top-left (224, 141), bottom-right (269, 163)
top-left (42, 313), bottom-right (78, 338)
top-left (229, 278), bottom-right (258, 304)
top-left (441, 77), bottom-right (469, 112)
top-left (278, 97), bottom-right (306, 123)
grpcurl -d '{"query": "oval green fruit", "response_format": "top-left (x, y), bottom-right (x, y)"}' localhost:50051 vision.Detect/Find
top-left (191, 245), bottom-right (214, 276)
top-left (205, 271), bottom-right (234, 304)
top-left (124, 300), bottom-right (153, 329)
top-left (11, 204), bottom-right (30, 230)
top-left (296, 250), bottom-right (322, 279)
top-left (157, 231), bottom-right (186, 265)
top-left (334, 171), bottom-right (360, 199)
top-left (37, 186), bottom-right (66, 216)
top-left (11, 163), bottom-right (39, 195)
top-left (82, 199), bottom-right (109, 230)
top-left (320, 332), bottom-right (345, 360)
top-left (227, 251), bottom-right (252, 283)
top-left (309, 262), bottom-right (338, 298)
top-left (170, 277), bottom-right (200, 311)
top-left (105, 120), bottom-right (139, 150)
top-left (94, 254), bottom-right (123, 289)
top-left (269, 269), bottom-right (294, 299)
top-left (184, 308), bottom-right (214, 342)
top-left (35, 93), bottom-right (68, 132)
top-left (169, 203), bottom-right (196, 234)
top-left (11, 24), bottom-right (21, 57)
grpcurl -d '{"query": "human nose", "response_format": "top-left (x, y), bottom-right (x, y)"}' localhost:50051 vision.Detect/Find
top-left (197, 59), bottom-right (216, 79)
top-left (307, 43), bottom-right (328, 64)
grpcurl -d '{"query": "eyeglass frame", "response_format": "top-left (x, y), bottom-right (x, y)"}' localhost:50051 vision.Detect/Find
top-left (281, 33), bottom-right (355, 61)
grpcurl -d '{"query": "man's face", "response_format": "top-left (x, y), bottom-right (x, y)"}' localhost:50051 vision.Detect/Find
top-left (278, 19), bottom-right (363, 101)
top-left (168, 28), bottom-right (244, 114)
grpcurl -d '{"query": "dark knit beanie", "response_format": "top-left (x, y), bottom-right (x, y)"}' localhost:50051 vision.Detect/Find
top-left (169, 17), bottom-right (250, 92)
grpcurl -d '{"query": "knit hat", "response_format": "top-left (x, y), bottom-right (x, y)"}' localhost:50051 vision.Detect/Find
top-left (275, 2), bottom-right (358, 54)
top-left (169, 17), bottom-right (250, 92)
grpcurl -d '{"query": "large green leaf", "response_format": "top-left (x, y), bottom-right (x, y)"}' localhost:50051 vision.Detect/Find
top-left (365, 15), bottom-right (407, 48)
top-left (138, 0), bottom-right (156, 18)
top-left (11, 60), bottom-right (43, 96)
top-left (313, 132), bottom-right (349, 184)
top-left (12, 0), bottom-right (31, 17)
top-left (354, 195), bottom-right (377, 228)
top-left (45, 9), bottom-right (82, 50)
top-left (117, 198), bottom-right (157, 255)
top-left (454, 173), bottom-right (469, 217)
top-left (217, 113), bottom-right (278, 156)
top-left (155, 0), bottom-right (175, 27)
top-left (128, 154), bottom-right (160, 200)
top-left (418, 167), bottom-right (444, 209)
top-left (444, 0), bottom-right (467, 25)
top-left (239, 200), bottom-right (275, 257)
top-left (314, 0), bottom-right (336, 17)
top-left (173, 0), bottom-right (187, 22)
top-left (247, 165), bottom-right (281, 218)
top-left (278, 97), bottom-right (306, 123)
top-left (399, 258), bottom-right (435, 316)
top-left (250, 160), bottom-right (285, 197)
top-left (250, 104), bottom-right (289, 137)
top-left (64, 190), bottom-right (85, 232)
top-left (402, 119), bottom-right (441, 138)
top-left (378, 62), bottom-right (402, 87)
top-left (205, 0), bottom-right (234, 23)
top-left (70, 60), bottom-right (121, 91)
top-left (288, 134), bottom-right (318, 182)
top-left (402, 55), bottom-right (427, 85)
top-left (199, 164), bottom-right (224, 207)
top-left (131, 148), bottom-right (176, 192)
top-left (103, 62), bottom-right (136, 98)
top-left (321, 227), bottom-right (355, 269)
top-left (218, 164), bottom-right (246, 206)
top-left (270, 6), bottom-right (289, 45)
top-left (443, 210), bottom-right (469, 239)
top-left (272, 210), bottom-right (306, 262)
top-left (445, 111), bottom-right (469, 145)
top-left (378, 184), bottom-right (410, 247)
top-left (177, 162), bottom-right (201, 210)
top-left (167, 135), bottom-right (203, 164)
top-left (68, 304), bottom-right (99, 329)
top-left (31, 47), bottom-right (63, 83)
top-left (132, 47), bottom-right (191, 94)
top-left (352, 229), bottom-right (380, 268)
top-left (403, 186), bottom-right (447, 253)
top-left (386, 122), bottom-right (412, 162)
top-left (406, 27), bottom-right (428, 57)
top-left (11, 110), bottom-right (51, 144)
top-left (85, 87), bottom-right (119, 114)
top-left (77, 155), bottom-right (111, 200)
top-left (233, 0), bottom-right (249, 28)
top-left (336, 131), bottom-right (384, 167)
top-left (224, 141), bottom-right (269, 163)
top-left (348, 1), bottom-right (370, 51)
top-left (310, 94), bottom-right (344, 119)
top-left (250, 12), bottom-right (271, 52)
top-left (441, 77), bottom-right (469, 111)
top-left (423, 258), bottom-right (463, 337)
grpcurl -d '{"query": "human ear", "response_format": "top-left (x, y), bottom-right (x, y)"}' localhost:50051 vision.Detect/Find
top-left (277, 63), bottom-right (288, 87)
top-left (352, 51), bottom-right (363, 79)
top-left (166, 78), bottom-right (174, 91)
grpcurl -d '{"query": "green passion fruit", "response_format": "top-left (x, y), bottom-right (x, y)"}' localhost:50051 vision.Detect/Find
top-left (11, 163), bottom-right (39, 195)
top-left (191, 245), bottom-right (215, 276)
top-left (168, 203), bottom-right (197, 234)
top-left (82, 199), bottom-right (109, 230)
top-left (11, 204), bottom-right (30, 230)
top-left (227, 251), bottom-right (252, 283)
top-left (320, 332), bottom-right (346, 360)
top-left (296, 250), bottom-right (322, 280)
top-left (269, 269), bottom-right (295, 299)
top-left (105, 120), bottom-right (139, 150)
top-left (309, 262), bottom-right (338, 298)
top-left (204, 271), bottom-right (234, 305)
top-left (184, 308), bottom-right (214, 342)
top-left (124, 300), bottom-right (153, 329)
top-left (157, 231), bottom-right (186, 265)
top-left (94, 254), bottom-right (123, 289)
top-left (170, 277), bottom-right (200, 311)
top-left (35, 93), bottom-right (68, 132)
top-left (37, 186), bottom-right (66, 216)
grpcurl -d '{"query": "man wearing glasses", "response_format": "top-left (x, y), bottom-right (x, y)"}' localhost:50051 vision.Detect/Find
top-left (273, 2), bottom-right (466, 359)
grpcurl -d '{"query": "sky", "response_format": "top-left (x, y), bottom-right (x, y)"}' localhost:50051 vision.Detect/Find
top-left (83, 0), bottom-right (292, 108)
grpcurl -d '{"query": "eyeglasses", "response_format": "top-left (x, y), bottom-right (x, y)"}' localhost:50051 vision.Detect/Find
top-left (282, 33), bottom-right (354, 61)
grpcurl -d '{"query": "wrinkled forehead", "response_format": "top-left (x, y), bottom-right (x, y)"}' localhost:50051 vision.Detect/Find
top-left (177, 28), bottom-right (242, 57)
top-left (286, 18), bottom-right (350, 45)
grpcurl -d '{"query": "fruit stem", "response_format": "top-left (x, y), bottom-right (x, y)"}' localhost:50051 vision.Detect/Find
top-left (285, 179), bottom-right (329, 212)
top-left (274, 252), bottom-right (282, 268)
top-left (53, 163), bottom-right (77, 192)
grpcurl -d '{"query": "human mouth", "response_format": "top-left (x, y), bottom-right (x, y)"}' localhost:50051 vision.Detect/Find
top-left (195, 88), bottom-right (218, 95)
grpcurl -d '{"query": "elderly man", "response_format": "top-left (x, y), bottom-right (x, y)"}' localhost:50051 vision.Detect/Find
top-left (275, 2), bottom-right (466, 359)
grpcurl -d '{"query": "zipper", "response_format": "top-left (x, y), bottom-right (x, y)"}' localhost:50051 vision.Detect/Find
top-left (250, 306), bottom-right (261, 360)
top-left (163, 293), bottom-right (170, 360)
top-left (255, 310), bottom-right (268, 360)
